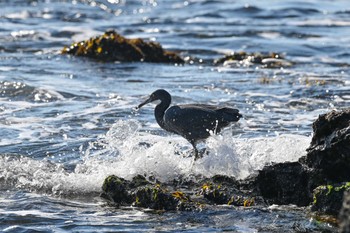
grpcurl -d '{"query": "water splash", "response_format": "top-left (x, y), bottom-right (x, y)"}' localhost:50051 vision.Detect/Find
top-left (0, 120), bottom-right (310, 196)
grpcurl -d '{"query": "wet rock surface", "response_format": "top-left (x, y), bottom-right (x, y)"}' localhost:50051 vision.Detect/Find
top-left (302, 109), bottom-right (350, 183)
top-left (214, 51), bottom-right (293, 68)
top-left (252, 162), bottom-right (311, 206)
top-left (340, 191), bottom-right (350, 233)
top-left (101, 174), bottom-right (255, 211)
top-left (312, 183), bottom-right (350, 216)
top-left (62, 30), bottom-right (184, 63)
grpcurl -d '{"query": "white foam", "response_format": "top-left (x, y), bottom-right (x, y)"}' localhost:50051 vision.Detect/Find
top-left (0, 120), bottom-right (311, 196)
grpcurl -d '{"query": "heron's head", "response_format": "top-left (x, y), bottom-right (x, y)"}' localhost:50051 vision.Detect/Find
top-left (136, 89), bottom-right (171, 109)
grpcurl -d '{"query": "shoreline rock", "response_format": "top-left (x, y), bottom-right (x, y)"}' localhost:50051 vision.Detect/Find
top-left (62, 30), bottom-right (184, 64)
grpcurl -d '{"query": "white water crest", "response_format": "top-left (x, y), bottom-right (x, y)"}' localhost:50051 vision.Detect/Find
top-left (0, 120), bottom-right (310, 196)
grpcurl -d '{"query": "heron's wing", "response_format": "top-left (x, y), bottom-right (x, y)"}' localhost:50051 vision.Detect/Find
top-left (177, 104), bottom-right (242, 122)
top-left (164, 106), bottom-right (226, 140)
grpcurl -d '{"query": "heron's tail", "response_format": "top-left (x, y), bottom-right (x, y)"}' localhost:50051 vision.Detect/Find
top-left (219, 108), bottom-right (242, 122)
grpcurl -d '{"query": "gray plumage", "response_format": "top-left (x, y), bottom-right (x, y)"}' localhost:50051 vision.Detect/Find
top-left (137, 89), bottom-right (242, 160)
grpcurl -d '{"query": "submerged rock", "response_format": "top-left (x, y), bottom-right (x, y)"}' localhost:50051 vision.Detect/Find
top-left (214, 51), bottom-right (292, 68)
top-left (62, 30), bottom-right (184, 63)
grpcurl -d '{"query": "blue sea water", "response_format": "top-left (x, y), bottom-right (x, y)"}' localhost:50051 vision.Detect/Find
top-left (0, 0), bottom-right (349, 232)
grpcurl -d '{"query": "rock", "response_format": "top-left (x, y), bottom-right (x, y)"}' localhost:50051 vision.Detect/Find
top-left (101, 175), bottom-right (198, 211)
top-left (249, 109), bottom-right (350, 207)
top-left (199, 182), bottom-right (254, 207)
top-left (339, 190), bottom-right (350, 233)
top-left (253, 162), bottom-right (311, 206)
top-left (301, 109), bottom-right (350, 184)
top-left (101, 175), bottom-right (132, 205)
top-left (132, 184), bottom-right (179, 211)
top-left (312, 183), bottom-right (350, 216)
top-left (214, 51), bottom-right (292, 68)
top-left (100, 174), bottom-right (256, 210)
top-left (62, 30), bottom-right (184, 63)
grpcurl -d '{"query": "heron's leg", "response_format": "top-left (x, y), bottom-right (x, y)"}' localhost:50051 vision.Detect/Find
top-left (190, 141), bottom-right (202, 160)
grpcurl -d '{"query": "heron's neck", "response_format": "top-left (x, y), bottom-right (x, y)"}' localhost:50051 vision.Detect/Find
top-left (154, 98), bottom-right (170, 130)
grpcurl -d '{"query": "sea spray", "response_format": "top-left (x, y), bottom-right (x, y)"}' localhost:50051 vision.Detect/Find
top-left (0, 120), bottom-right (310, 196)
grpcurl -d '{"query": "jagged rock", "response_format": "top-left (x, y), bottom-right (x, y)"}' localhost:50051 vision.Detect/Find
top-left (312, 183), bottom-right (350, 216)
top-left (62, 30), bottom-right (184, 63)
top-left (339, 190), bottom-right (350, 233)
top-left (301, 109), bottom-right (350, 183)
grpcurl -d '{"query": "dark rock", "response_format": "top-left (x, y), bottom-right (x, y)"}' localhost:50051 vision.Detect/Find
top-left (312, 183), bottom-right (350, 216)
top-left (132, 184), bottom-right (178, 211)
top-left (101, 175), bottom-right (132, 205)
top-left (200, 183), bottom-right (231, 205)
top-left (253, 162), bottom-right (311, 206)
top-left (248, 109), bottom-right (350, 207)
top-left (300, 109), bottom-right (350, 183)
top-left (130, 174), bottom-right (151, 189)
top-left (339, 190), bottom-right (350, 233)
top-left (214, 51), bottom-right (292, 68)
top-left (62, 30), bottom-right (184, 63)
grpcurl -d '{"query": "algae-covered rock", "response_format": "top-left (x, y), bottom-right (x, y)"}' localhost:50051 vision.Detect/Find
top-left (339, 190), bottom-right (350, 233)
top-left (132, 184), bottom-right (179, 211)
top-left (200, 183), bottom-right (254, 207)
top-left (62, 30), bottom-right (184, 63)
top-left (101, 175), bottom-right (132, 205)
top-left (100, 174), bottom-right (256, 211)
top-left (215, 51), bottom-right (292, 68)
top-left (312, 183), bottom-right (350, 216)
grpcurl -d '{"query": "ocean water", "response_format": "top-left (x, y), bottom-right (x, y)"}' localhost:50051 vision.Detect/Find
top-left (0, 0), bottom-right (349, 232)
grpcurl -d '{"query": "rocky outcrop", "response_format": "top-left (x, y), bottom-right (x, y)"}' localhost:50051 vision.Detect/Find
top-left (62, 30), bottom-right (184, 63)
top-left (247, 109), bottom-right (350, 208)
top-left (302, 109), bottom-right (350, 183)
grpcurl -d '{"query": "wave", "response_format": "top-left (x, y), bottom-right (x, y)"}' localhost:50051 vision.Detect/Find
top-left (0, 120), bottom-right (310, 197)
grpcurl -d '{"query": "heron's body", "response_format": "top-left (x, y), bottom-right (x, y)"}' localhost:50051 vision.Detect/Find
top-left (137, 89), bottom-right (242, 160)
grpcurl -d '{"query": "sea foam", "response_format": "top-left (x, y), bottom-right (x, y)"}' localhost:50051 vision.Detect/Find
top-left (0, 120), bottom-right (310, 196)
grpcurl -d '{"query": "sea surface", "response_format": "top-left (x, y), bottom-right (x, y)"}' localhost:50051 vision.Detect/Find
top-left (0, 0), bottom-right (349, 232)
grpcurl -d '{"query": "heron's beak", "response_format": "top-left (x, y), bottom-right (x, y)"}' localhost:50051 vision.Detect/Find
top-left (136, 96), bottom-right (153, 109)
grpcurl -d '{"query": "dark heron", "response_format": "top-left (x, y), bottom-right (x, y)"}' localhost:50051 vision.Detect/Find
top-left (136, 89), bottom-right (242, 160)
